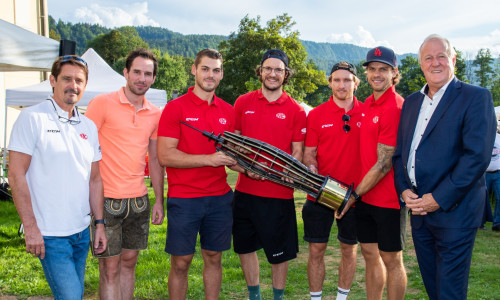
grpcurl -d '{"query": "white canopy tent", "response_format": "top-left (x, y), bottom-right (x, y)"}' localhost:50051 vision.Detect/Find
top-left (6, 48), bottom-right (167, 108)
top-left (0, 19), bottom-right (59, 72)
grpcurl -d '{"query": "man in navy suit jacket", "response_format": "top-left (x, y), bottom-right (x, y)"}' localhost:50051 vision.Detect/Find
top-left (393, 34), bottom-right (496, 300)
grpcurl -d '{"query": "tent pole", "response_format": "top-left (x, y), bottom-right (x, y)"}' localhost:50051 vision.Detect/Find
top-left (2, 100), bottom-right (7, 183)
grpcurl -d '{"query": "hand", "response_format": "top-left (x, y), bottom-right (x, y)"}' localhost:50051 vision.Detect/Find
top-left (24, 223), bottom-right (45, 259)
top-left (245, 169), bottom-right (265, 181)
top-left (420, 193), bottom-right (440, 213)
top-left (209, 152), bottom-right (237, 167)
top-left (93, 225), bottom-right (108, 255)
top-left (335, 193), bottom-right (356, 219)
top-left (151, 200), bottom-right (165, 225)
top-left (308, 164), bottom-right (318, 174)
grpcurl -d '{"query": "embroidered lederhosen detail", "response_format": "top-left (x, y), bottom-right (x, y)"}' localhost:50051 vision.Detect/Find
top-left (131, 195), bottom-right (148, 213)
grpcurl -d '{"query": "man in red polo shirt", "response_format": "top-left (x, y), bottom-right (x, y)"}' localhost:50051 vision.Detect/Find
top-left (232, 49), bottom-right (306, 300)
top-left (157, 49), bottom-right (236, 300)
top-left (338, 46), bottom-right (407, 300)
top-left (302, 61), bottom-right (363, 300)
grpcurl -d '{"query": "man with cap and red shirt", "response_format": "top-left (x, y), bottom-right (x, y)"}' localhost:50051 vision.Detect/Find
top-left (232, 49), bottom-right (306, 300)
top-left (338, 46), bottom-right (407, 300)
top-left (157, 48), bottom-right (236, 300)
top-left (302, 61), bottom-right (363, 300)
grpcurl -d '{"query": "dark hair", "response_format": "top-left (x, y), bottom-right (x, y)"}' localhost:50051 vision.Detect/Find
top-left (328, 61), bottom-right (360, 85)
top-left (194, 48), bottom-right (223, 68)
top-left (51, 55), bottom-right (89, 81)
top-left (125, 48), bottom-right (158, 77)
top-left (254, 65), bottom-right (295, 85)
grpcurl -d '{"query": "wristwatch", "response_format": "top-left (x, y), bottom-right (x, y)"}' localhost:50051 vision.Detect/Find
top-left (351, 191), bottom-right (361, 202)
top-left (94, 219), bottom-right (106, 225)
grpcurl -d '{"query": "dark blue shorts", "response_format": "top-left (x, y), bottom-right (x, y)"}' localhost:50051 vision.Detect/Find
top-left (165, 190), bottom-right (233, 256)
top-left (302, 199), bottom-right (357, 245)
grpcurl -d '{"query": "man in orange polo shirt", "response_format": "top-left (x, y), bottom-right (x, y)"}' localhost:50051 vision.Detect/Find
top-left (86, 48), bottom-right (165, 300)
top-left (338, 46), bottom-right (407, 300)
top-left (233, 49), bottom-right (306, 300)
top-left (157, 49), bottom-right (236, 300)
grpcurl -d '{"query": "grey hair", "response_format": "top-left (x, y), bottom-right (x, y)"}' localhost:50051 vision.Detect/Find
top-left (418, 34), bottom-right (457, 63)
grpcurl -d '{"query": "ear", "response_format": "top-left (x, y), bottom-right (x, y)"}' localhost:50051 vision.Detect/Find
top-left (49, 75), bottom-right (56, 88)
top-left (191, 64), bottom-right (196, 76)
top-left (123, 68), bottom-right (128, 78)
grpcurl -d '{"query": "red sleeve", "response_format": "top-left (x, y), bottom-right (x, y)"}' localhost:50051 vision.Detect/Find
top-left (292, 106), bottom-right (307, 142)
top-left (158, 100), bottom-right (182, 139)
top-left (377, 105), bottom-right (401, 147)
top-left (305, 108), bottom-right (319, 147)
top-left (234, 96), bottom-right (244, 132)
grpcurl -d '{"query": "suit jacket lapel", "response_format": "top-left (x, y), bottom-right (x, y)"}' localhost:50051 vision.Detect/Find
top-left (403, 94), bottom-right (424, 161)
top-left (421, 78), bottom-right (461, 143)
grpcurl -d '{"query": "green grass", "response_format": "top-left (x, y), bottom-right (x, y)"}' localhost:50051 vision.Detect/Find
top-left (1, 170), bottom-right (499, 299)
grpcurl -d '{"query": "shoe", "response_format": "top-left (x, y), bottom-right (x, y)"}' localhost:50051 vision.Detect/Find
top-left (492, 225), bottom-right (500, 232)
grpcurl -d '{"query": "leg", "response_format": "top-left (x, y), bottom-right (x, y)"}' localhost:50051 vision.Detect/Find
top-left (379, 250), bottom-right (406, 300)
top-left (40, 232), bottom-right (89, 300)
top-left (239, 252), bottom-right (260, 286)
top-left (435, 227), bottom-right (477, 300)
top-left (99, 255), bottom-right (123, 300)
top-left (360, 243), bottom-right (386, 300)
top-left (490, 172), bottom-right (500, 228)
top-left (411, 224), bottom-right (437, 300)
top-left (168, 254), bottom-right (194, 300)
top-left (201, 249), bottom-right (223, 300)
top-left (73, 229), bottom-right (91, 295)
top-left (307, 242), bottom-right (327, 292)
top-left (120, 249), bottom-right (140, 300)
top-left (271, 261), bottom-right (289, 290)
top-left (338, 242), bottom-right (358, 290)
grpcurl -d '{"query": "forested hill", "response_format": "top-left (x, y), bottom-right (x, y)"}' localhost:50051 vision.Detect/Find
top-left (49, 17), bottom-right (414, 73)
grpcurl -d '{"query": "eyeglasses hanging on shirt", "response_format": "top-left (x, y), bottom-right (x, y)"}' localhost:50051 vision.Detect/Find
top-left (47, 99), bottom-right (81, 125)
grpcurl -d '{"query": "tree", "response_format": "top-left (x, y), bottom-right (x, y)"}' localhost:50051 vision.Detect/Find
top-left (473, 48), bottom-right (494, 88)
top-left (397, 56), bottom-right (426, 98)
top-left (491, 56), bottom-right (500, 106)
top-left (217, 14), bottom-right (327, 104)
top-left (88, 26), bottom-right (148, 65)
top-left (454, 48), bottom-right (467, 82)
top-left (152, 52), bottom-right (188, 101)
top-left (354, 61), bottom-right (372, 102)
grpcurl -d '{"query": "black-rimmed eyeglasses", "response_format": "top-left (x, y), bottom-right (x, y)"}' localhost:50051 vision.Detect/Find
top-left (60, 55), bottom-right (88, 67)
top-left (342, 114), bottom-right (351, 133)
top-left (48, 99), bottom-right (81, 125)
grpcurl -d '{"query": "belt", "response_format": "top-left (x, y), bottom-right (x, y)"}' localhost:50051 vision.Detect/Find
top-left (487, 170), bottom-right (500, 174)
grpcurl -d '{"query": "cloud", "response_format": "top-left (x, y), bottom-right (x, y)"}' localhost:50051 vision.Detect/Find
top-left (453, 29), bottom-right (500, 57)
top-left (74, 2), bottom-right (159, 28)
top-left (327, 26), bottom-right (394, 50)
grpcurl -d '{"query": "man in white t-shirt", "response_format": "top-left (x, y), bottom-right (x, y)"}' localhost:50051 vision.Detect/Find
top-left (8, 55), bottom-right (107, 299)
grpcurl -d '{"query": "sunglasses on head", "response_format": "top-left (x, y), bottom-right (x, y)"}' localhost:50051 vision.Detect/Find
top-left (60, 55), bottom-right (88, 67)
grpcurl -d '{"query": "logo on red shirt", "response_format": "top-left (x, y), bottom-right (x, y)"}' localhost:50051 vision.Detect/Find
top-left (301, 128), bottom-right (306, 134)
top-left (276, 113), bottom-right (286, 120)
top-left (244, 111), bottom-right (255, 114)
top-left (80, 133), bottom-right (88, 140)
top-left (186, 118), bottom-right (199, 121)
top-left (219, 118), bottom-right (227, 124)
top-left (374, 48), bottom-right (382, 56)
top-left (373, 116), bottom-right (379, 124)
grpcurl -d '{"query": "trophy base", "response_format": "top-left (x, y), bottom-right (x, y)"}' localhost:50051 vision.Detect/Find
top-left (316, 176), bottom-right (353, 212)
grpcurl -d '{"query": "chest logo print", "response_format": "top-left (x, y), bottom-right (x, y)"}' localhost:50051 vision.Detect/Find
top-left (80, 133), bottom-right (88, 140)
top-left (219, 118), bottom-right (227, 125)
top-left (373, 116), bottom-right (379, 124)
top-left (245, 111), bottom-right (255, 114)
top-left (276, 113), bottom-right (286, 120)
top-left (186, 118), bottom-right (199, 121)
top-left (321, 124), bottom-right (333, 128)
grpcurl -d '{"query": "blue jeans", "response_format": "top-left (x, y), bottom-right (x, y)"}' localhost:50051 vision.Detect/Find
top-left (39, 228), bottom-right (90, 300)
top-left (486, 172), bottom-right (500, 226)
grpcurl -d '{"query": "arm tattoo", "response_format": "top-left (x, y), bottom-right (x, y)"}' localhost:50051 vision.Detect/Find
top-left (376, 143), bottom-right (396, 175)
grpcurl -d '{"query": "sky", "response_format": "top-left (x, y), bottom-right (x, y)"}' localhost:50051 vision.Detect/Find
top-left (47, 0), bottom-right (500, 57)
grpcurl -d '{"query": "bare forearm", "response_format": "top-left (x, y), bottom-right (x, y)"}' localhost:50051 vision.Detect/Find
top-left (355, 143), bottom-right (395, 196)
top-left (89, 177), bottom-right (104, 219)
top-left (9, 175), bottom-right (37, 228)
top-left (149, 157), bottom-right (165, 204)
top-left (303, 147), bottom-right (318, 170)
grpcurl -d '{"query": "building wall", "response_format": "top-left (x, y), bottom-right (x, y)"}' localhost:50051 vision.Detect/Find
top-left (1, 0), bottom-right (48, 159)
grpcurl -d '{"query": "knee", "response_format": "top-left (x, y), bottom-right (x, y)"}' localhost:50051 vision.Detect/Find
top-left (308, 243), bottom-right (327, 261)
top-left (171, 256), bottom-right (193, 275)
top-left (99, 259), bottom-right (121, 281)
top-left (202, 250), bottom-right (222, 267)
top-left (340, 243), bottom-right (357, 261)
